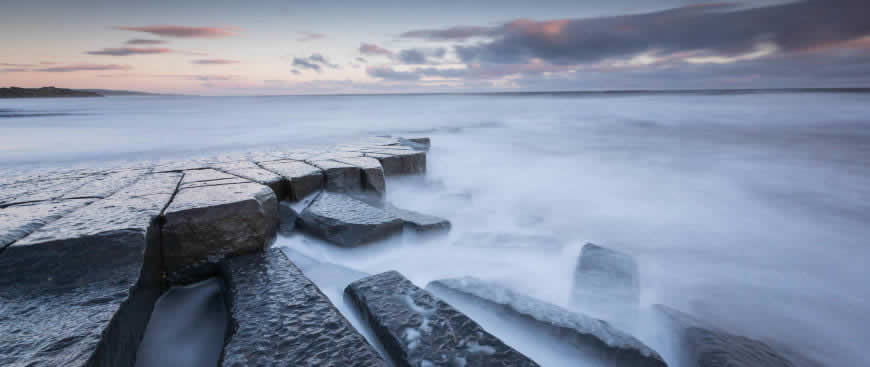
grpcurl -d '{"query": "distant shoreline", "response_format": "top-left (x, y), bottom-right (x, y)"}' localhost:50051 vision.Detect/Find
top-left (0, 87), bottom-right (102, 99)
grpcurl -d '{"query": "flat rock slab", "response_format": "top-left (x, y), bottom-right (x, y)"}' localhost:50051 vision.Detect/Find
top-left (573, 243), bottom-right (640, 306)
top-left (212, 161), bottom-right (286, 199)
top-left (259, 160), bottom-right (324, 201)
top-left (298, 192), bottom-right (403, 247)
top-left (427, 277), bottom-right (667, 367)
top-left (0, 198), bottom-right (94, 249)
top-left (364, 150), bottom-right (426, 176)
top-left (654, 305), bottom-right (796, 367)
top-left (162, 181), bottom-right (278, 279)
top-left (334, 156), bottom-right (386, 194)
top-left (308, 160), bottom-right (363, 192)
top-left (60, 169), bottom-right (146, 199)
top-left (220, 248), bottom-right (386, 367)
top-left (345, 271), bottom-right (540, 367)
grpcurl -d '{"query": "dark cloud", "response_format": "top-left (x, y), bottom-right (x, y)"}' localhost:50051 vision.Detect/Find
top-left (0, 68), bottom-right (30, 73)
top-left (114, 25), bottom-right (237, 38)
top-left (367, 66), bottom-right (420, 81)
top-left (356, 57), bottom-right (367, 63)
top-left (398, 48), bottom-right (447, 64)
top-left (86, 47), bottom-right (172, 56)
top-left (297, 31), bottom-right (325, 42)
top-left (35, 64), bottom-right (133, 72)
top-left (125, 39), bottom-right (167, 45)
top-left (191, 59), bottom-right (240, 65)
top-left (292, 53), bottom-right (338, 72)
top-left (1, 62), bottom-right (34, 67)
top-left (359, 43), bottom-right (393, 56)
top-left (404, 1), bottom-right (870, 66)
top-left (291, 69), bottom-right (301, 75)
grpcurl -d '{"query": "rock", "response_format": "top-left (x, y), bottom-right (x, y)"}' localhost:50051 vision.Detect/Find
top-left (345, 271), bottom-right (540, 367)
top-left (278, 201), bottom-right (299, 235)
top-left (364, 150), bottom-right (426, 176)
top-left (308, 160), bottom-right (363, 192)
top-left (212, 161), bottom-right (287, 199)
top-left (654, 305), bottom-right (796, 367)
top-left (135, 277), bottom-right (228, 367)
top-left (573, 243), bottom-right (641, 306)
top-left (334, 156), bottom-right (387, 195)
top-left (220, 248), bottom-right (387, 367)
top-left (399, 137), bottom-right (431, 151)
top-left (384, 203), bottom-right (451, 232)
top-left (179, 168), bottom-right (242, 187)
top-left (297, 192), bottom-right (403, 247)
top-left (60, 169), bottom-right (146, 199)
top-left (0, 198), bottom-right (95, 249)
top-left (427, 277), bottom-right (667, 367)
top-left (259, 160), bottom-right (324, 201)
top-left (0, 173), bottom-right (179, 367)
top-left (161, 181), bottom-right (278, 280)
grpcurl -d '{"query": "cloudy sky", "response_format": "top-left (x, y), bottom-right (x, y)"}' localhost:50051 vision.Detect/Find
top-left (1, 0), bottom-right (868, 95)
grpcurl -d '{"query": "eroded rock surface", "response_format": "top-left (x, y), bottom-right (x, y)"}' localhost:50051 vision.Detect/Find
top-left (308, 160), bottom-right (363, 192)
top-left (654, 305), bottom-right (797, 367)
top-left (259, 160), bottom-right (324, 201)
top-left (212, 161), bottom-right (286, 199)
top-left (334, 156), bottom-right (386, 194)
top-left (345, 270), bottom-right (540, 367)
top-left (573, 243), bottom-right (641, 306)
top-left (298, 192), bottom-right (403, 247)
top-left (220, 248), bottom-right (386, 367)
top-left (428, 277), bottom-right (667, 367)
top-left (0, 199), bottom-right (94, 249)
top-left (162, 179), bottom-right (278, 280)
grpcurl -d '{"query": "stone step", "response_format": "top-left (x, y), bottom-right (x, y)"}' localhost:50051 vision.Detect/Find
top-left (345, 271), bottom-right (540, 367)
top-left (297, 192), bottom-right (404, 247)
top-left (220, 248), bottom-right (387, 367)
top-left (427, 277), bottom-right (667, 367)
top-left (258, 160), bottom-right (324, 201)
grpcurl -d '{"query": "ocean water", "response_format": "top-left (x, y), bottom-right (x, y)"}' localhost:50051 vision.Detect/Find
top-left (2, 92), bottom-right (869, 366)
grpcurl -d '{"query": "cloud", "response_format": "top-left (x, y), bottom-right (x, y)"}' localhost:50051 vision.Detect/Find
top-left (86, 47), bottom-right (172, 56)
top-left (367, 66), bottom-right (421, 81)
top-left (1, 68), bottom-right (30, 73)
top-left (359, 43), bottom-right (393, 56)
top-left (356, 57), bottom-right (367, 63)
top-left (397, 48), bottom-right (447, 64)
top-left (191, 59), bottom-right (240, 65)
top-left (113, 25), bottom-right (237, 38)
top-left (1, 62), bottom-right (34, 67)
top-left (292, 53), bottom-right (338, 72)
top-left (291, 69), bottom-right (301, 75)
top-left (404, 0), bottom-right (870, 67)
top-left (125, 39), bottom-right (167, 45)
top-left (35, 64), bottom-right (133, 72)
top-left (297, 31), bottom-right (325, 42)
top-left (401, 25), bottom-right (495, 41)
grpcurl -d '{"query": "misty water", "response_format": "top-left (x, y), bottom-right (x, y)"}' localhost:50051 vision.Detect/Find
top-left (2, 92), bottom-right (868, 366)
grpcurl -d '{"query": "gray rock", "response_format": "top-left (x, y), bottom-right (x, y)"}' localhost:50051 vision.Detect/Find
top-left (309, 160), bottom-right (363, 192)
top-left (298, 192), bottom-right (403, 247)
top-left (220, 248), bottom-right (387, 367)
top-left (212, 161), bottom-right (286, 199)
top-left (654, 305), bottom-right (796, 367)
top-left (334, 156), bottom-right (387, 195)
top-left (161, 181), bottom-right (278, 280)
top-left (135, 277), bottom-right (228, 367)
top-left (259, 160), bottom-right (324, 201)
top-left (364, 150), bottom-right (426, 176)
top-left (427, 277), bottom-right (667, 367)
top-left (399, 137), bottom-right (431, 151)
top-left (60, 169), bottom-right (146, 199)
top-left (346, 271), bottom-right (540, 367)
top-left (384, 203), bottom-right (451, 232)
top-left (573, 243), bottom-right (641, 306)
top-left (0, 198), bottom-right (95, 249)
top-left (178, 168), bottom-right (240, 187)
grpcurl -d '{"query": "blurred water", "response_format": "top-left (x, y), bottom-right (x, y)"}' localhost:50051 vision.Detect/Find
top-left (2, 92), bottom-right (869, 366)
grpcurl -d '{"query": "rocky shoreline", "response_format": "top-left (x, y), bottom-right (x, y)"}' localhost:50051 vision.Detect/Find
top-left (0, 136), bottom-right (810, 366)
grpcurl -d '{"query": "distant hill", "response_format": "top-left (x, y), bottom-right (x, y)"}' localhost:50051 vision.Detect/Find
top-left (0, 87), bottom-right (102, 98)
top-left (78, 89), bottom-right (172, 96)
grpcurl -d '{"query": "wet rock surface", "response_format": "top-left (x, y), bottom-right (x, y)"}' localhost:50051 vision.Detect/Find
top-left (308, 159), bottom-right (363, 192)
top-left (364, 150), bottom-right (426, 176)
top-left (345, 270), bottom-right (540, 367)
top-left (428, 277), bottom-right (667, 367)
top-left (162, 178), bottom-right (279, 280)
top-left (384, 203), bottom-right (451, 232)
top-left (334, 156), bottom-right (387, 194)
top-left (298, 192), bottom-right (403, 247)
top-left (0, 198), bottom-right (94, 249)
top-left (259, 160), bottom-right (324, 200)
top-left (654, 305), bottom-right (797, 367)
top-left (212, 161), bottom-right (286, 199)
top-left (220, 248), bottom-right (386, 367)
top-left (573, 243), bottom-right (641, 306)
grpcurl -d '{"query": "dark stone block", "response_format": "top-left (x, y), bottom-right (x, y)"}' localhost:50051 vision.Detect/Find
top-left (365, 151), bottom-right (426, 176)
top-left (309, 160), bottom-right (363, 192)
top-left (428, 277), bottom-right (667, 367)
top-left (220, 248), bottom-right (386, 367)
top-left (345, 271), bottom-right (540, 367)
top-left (573, 243), bottom-right (640, 307)
top-left (0, 199), bottom-right (94, 249)
top-left (259, 160), bottom-right (324, 201)
top-left (334, 157), bottom-right (387, 195)
top-left (384, 204), bottom-right (451, 232)
top-left (298, 192), bottom-right (403, 247)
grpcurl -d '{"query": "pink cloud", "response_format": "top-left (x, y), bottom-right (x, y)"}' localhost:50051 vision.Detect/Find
top-left (36, 64), bottom-right (133, 72)
top-left (87, 47), bottom-right (172, 56)
top-left (126, 39), bottom-right (168, 45)
top-left (359, 43), bottom-right (393, 56)
top-left (297, 31), bottom-right (325, 42)
top-left (191, 59), bottom-right (240, 65)
top-left (114, 25), bottom-right (238, 38)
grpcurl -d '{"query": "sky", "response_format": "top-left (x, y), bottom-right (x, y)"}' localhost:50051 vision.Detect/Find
top-left (1, 0), bottom-right (868, 95)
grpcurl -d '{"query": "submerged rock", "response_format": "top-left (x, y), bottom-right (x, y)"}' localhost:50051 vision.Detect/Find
top-left (427, 277), bottom-right (667, 367)
top-left (135, 277), bottom-right (227, 367)
top-left (220, 248), bottom-right (386, 367)
top-left (345, 271), bottom-right (540, 367)
top-left (162, 180), bottom-right (279, 281)
top-left (297, 192), bottom-right (403, 247)
top-left (654, 305), bottom-right (797, 367)
top-left (573, 243), bottom-right (641, 306)
top-left (384, 203), bottom-right (451, 232)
